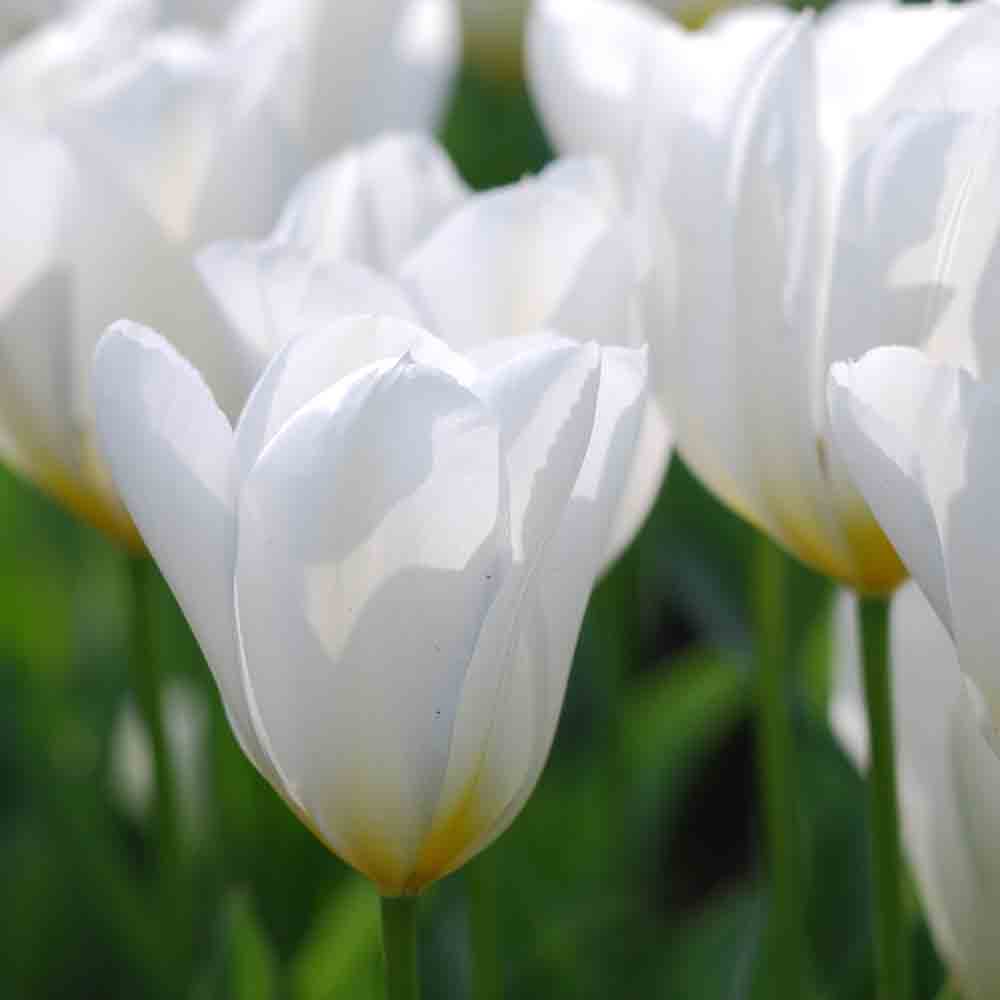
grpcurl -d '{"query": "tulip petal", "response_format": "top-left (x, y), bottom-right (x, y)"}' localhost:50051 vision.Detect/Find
top-left (272, 131), bottom-right (467, 271)
top-left (92, 322), bottom-right (278, 783)
top-left (827, 346), bottom-right (980, 632)
top-left (233, 315), bottom-right (473, 486)
top-left (939, 384), bottom-right (1000, 746)
top-left (0, 122), bottom-right (78, 475)
top-left (429, 345), bottom-right (647, 871)
top-left (401, 170), bottom-right (615, 348)
top-left (234, 357), bottom-right (507, 892)
top-left (822, 111), bottom-right (1000, 388)
top-left (374, 0), bottom-right (461, 140)
top-left (197, 241), bottom-right (420, 387)
top-left (527, 0), bottom-right (663, 178)
top-left (604, 397), bottom-right (671, 567)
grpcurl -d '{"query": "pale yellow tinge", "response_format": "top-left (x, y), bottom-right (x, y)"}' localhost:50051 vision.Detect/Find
top-left (39, 466), bottom-right (145, 553)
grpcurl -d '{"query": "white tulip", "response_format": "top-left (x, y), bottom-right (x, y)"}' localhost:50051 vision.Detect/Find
top-left (460, 0), bottom-right (755, 83)
top-left (92, 316), bottom-right (648, 894)
top-left (0, 4), bottom-right (458, 548)
top-left (529, 0), bottom-right (1000, 591)
top-left (832, 583), bottom-right (1000, 1000)
top-left (828, 348), bottom-right (1000, 757)
top-left (228, 0), bottom-right (460, 164)
top-left (197, 131), bottom-right (671, 565)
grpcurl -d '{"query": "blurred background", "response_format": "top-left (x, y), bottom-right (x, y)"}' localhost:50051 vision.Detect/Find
top-left (0, 7), bottom-right (950, 999)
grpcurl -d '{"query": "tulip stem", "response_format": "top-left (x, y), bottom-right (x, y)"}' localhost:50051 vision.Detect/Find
top-left (381, 895), bottom-right (420, 1000)
top-left (128, 556), bottom-right (179, 885)
top-left (468, 852), bottom-right (502, 1000)
top-left (858, 594), bottom-right (910, 1000)
top-left (752, 532), bottom-right (808, 996)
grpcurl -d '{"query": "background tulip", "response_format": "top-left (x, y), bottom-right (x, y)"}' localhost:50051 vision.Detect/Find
top-left (197, 132), bottom-right (671, 565)
top-left (528, 0), bottom-right (1000, 592)
top-left (832, 582), bottom-right (1000, 1000)
top-left (92, 316), bottom-right (647, 895)
top-left (828, 348), bottom-right (1000, 755)
top-left (0, 2), bottom-right (459, 548)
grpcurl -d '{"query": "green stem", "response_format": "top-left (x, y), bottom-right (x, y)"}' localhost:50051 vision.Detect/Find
top-left (752, 532), bottom-right (807, 996)
top-left (127, 555), bottom-right (179, 881)
top-left (858, 595), bottom-right (909, 1000)
top-left (468, 852), bottom-right (502, 1000)
top-left (381, 895), bottom-right (420, 1000)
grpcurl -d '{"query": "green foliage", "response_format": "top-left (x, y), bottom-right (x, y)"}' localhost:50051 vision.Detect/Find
top-left (0, 61), bottom-right (949, 1000)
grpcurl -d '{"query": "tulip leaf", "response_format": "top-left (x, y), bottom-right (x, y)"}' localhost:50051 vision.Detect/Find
top-left (194, 889), bottom-right (278, 1000)
top-left (622, 647), bottom-right (750, 842)
top-left (289, 875), bottom-right (382, 1000)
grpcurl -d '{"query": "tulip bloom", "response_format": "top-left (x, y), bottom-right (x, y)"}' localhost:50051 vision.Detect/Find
top-left (528, 0), bottom-right (1000, 592)
top-left (832, 583), bottom-right (1000, 1000)
top-left (828, 347), bottom-right (1000, 753)
top-left (198, 132), bottom-right (671, 565)
top-left (92, 317), bottom-right (647, 894)
top-left (0, 3), bottom-right (458, 548)
top-left (460, 0), bottom-right (751, 82)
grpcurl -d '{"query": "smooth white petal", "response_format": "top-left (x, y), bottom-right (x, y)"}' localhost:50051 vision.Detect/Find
top-left (0, 0), bottom-right (152, 127)
top-left (821, 112), bottom-right (1000, 389)
top-left (92, 322), bottom-right (277, 782)
top-left (401, 172), bottom-right (614, 348)
top-left (273, 131), bottom-right (468, 271)
top-left (229, 0), bottom-right (456, 164)
top-left (819, 1), bottom-right (1000, 158)
top-left (373, 0), bottom-right (460, 138)
top-left (527, 0), bottom-right (661, 177)
top-left (940, 381), bottom-right (1000, 748)
top-left (234, 357), bottom-right (507, 892)
top-left (604, 397), bottom-right (671, 567)
top-left (187, 29), bottom-right (305, 247)
top-left (0, 122), bottom-right (77, 474)
top-left (827, 347), bottom-right (980, 632)
top-left (430, 344), bottom-right (647, 869)
top-left (473, 338), bottom-right (601, 564)
top-left (832, 582), bottom-right (1000, 1000)
top-left (55, 32), bottom-right (221, 243)
top-left (196, 241), bottom-right (420, 387)
top-left (232, 314), bottom-right (472, 486)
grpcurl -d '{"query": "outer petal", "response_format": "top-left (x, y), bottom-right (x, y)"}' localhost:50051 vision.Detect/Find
top-left (374, 0), bottom-right (461, 139)
top-left (817, 1), bottom-right (1000, 158)
top-left (0, 122), bottom-right (77, 476)
top-left (196, 241), bottom-right (419, 387)
top-left (0, 0), bottom-right (152, 127)
top-left (424, 344), bottom-right (648, 875)
top-left (820, 112), bottom-right (1000, 396)
top-left (272, 131), bottom-right (468, 271)
top-left (400, 166), bottom-right (625, 348)
top-left (232, 315), bottom-right (474, 486)
top-left (827, 347), bottom-right (980, 638)
top-left (527, 0), bottom-right (661, 178)
top-left (229, 0), bottom-right (457, 164)
top-left (832, 583), bottom-right (1000, 1000)
top-left (92, 322), bottom-right (277, 783)
top-left (603, 397), bottom-right (671, 567)
top-left (234, 358), bottom-right (507, 894)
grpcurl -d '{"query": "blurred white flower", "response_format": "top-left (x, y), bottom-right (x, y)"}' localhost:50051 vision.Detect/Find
top-left (0, 3), bottom-right (459, 547)
top-left (832, 582), bottom-right (1000, 1000)
top-left (92, 315), bottom-right (648, 894)
top-left (197, 131), bottom-right (671, 564)
top-left (110, 678), bottom-right (210, 844)
top-left (530, 0), bottom-right (1000, 591)
top-left (828, 348), bottom-right (1000, 757)
top-left (461, 0), bottom-right (752, 82)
